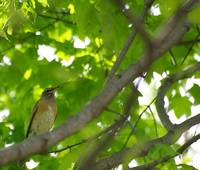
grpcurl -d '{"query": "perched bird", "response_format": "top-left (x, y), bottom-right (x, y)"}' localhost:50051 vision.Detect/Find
top-left (26, 87), bottom-right (58, 138)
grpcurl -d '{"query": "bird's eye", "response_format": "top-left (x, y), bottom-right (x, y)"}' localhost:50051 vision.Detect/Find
top-left (47, 88), bottom-right (54, 93)
top-left (45, 89), bottom-right (51, 93)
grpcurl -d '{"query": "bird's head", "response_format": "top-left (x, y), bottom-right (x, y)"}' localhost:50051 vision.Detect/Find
top-left (41, 86), bottom-right (59, 99)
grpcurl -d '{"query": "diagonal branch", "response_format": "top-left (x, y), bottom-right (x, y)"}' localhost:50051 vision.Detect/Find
top-left (50, 114), bottom-right (128, 154)
top-left (108, 0), bottom-right (154, 78)
top-left (176, 38), bottom-right (200, 46)
top-left (148, 105), bottom-right (158, 138)
top-left (114, 0), bottom-right (153, 51)
top-left (105, 107), bottom-right (136, 129)
top-left (155, 0), bottom-right (198, 47)
top-left (181, 30), bottom-right (200, 64)
top-left (169, 49), bottom-right (177, 66)
top-left (37, 13), bottom-right (74, 25)
top-left (128, 133), bottom-right (200, 170)
top-left (108, 31), bottom-right (137, 79)
top-left (75, 116), bottom-right (127, 170)
top-left (74, 86), bottom-right (139, 170)
top-left (92, 112), bottom-right (200, 170)
top-left (177, 133), bottom-right (200, 154)
top-left (121, 97), bottom-right (156, 149)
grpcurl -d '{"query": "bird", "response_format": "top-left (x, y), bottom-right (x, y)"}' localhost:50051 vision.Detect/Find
top-left (26, 86), bottom-right (58, 138)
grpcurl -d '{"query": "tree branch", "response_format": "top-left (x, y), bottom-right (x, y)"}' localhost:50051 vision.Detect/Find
top-left (37, 13), bottom-right (74, 25)
top-left (114, 0), bottom-right (153, 51)
top-left (169, 49), bottom-right (177, 66)
top-left (92, 112), bottom-right (200, 170)
top-left (177, 133), bottom-right (200, 154)
top-left (154, 0), bottom-right (197, 47)
top-left (176, 38), bottom-right (200, 46)
top-left (156, 62), bottom-right (200, 130)
top-left (108, 0), bottom-right (154, 78)
top-left (148, 105), bottom-right (158, 138)
top-left (105, 107), bottom-right (136, 130)
top-left (121, 97), bottom-right (156, 149)
top-left (74, 86), bottom-right (139, 170)
top-left (181, 31), bottom-right (200, 64)
top-left (128, 134), bottom-right (200, 170)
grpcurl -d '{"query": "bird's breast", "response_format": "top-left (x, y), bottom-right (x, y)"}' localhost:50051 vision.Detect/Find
top-left (29, 99), bottom-right (57, 136)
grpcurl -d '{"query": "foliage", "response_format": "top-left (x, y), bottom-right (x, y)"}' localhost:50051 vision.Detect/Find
top-left (0, 0), bottom-right (200, 170)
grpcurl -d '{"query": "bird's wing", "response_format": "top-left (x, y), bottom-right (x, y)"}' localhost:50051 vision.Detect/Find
top-left (26, 100), bottom-right (40, 138)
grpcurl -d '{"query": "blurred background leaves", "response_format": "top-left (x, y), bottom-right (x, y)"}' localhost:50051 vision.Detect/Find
top-left (0, 0), bottom-right (200, 170)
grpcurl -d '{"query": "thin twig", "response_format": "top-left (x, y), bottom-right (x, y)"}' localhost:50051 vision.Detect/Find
top-left (114, 0), bottom-right (153, 50)
top-left (51, 86), bottom-right (140, 154)
top-left (37, 13), bottom-right (74, 25)
top-left (176, 38), bottom-right (200, 46)
top-left (46, 9), bottom-right (70, 15)
top-left (169, 49), bottom-right (177, 66)
top-left (121, 97), bottom-right (156, 149)
top-left (108, 0), bottom-right (154, 78)
top-left (50, 140), bottom-right (86, 153)
top-left (0, 13), bottom-right (74, 55)
top-left (0, 21), bottom-right (56, 54)
top-left (181, 31), bottom-right (200, 65)
top-left (93, 113), bottom-right (200, 170)
top-left (50, 116), bottom-right (123, 153)
top-left (108, 31), bottom-right (137, 79)
top-left (50, 106), bottom-right (135, 154)
top-left (129, 134), bottom-right (200, 170)
top-left (148, 106), bottom-right (158, 138)
top-left (75, 86), bottom-right (139, 170)
top-left (105, 107), bottom-right (135, 129)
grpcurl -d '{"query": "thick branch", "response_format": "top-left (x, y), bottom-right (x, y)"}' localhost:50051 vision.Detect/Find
top-left (92, 112), bottom-right (200, 170)
top-left (128, 134), bottom-right (200, 170)
top-left (108, 0), bottom-right (154, 78)
top-left (177, 133), bottom-right (200, 154)
top-left (114, 0), bottom-right (153, 50)
top-left (155, 0), bottom-right (197, 46)
top-left (75, 86), bottom-right (139, 170)
top-left (156, 62), bottom-right (200, 130)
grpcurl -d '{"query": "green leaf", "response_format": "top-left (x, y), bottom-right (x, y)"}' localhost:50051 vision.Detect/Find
top-left (170, 95), bottom-right (191, 118)
top-left (188, 84), bottom-right (200, 104)
top-left (0, 0), bottom-right (200, 169)
top-left (147, 144), bottom-right (176, 160)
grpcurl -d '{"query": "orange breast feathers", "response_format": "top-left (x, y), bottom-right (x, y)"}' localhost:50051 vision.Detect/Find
top-left (27, 99), bottom-right (57, 137)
